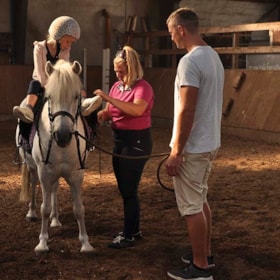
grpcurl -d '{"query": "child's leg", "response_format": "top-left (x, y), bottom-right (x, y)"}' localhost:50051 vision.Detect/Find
top-left (13, 94), bottom-right (38, 123)
top-left (13, 80), bottom-right (42, 123)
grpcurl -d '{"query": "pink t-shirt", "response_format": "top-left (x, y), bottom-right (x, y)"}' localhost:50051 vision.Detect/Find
top-left (109, 79), bottom-right (154, 130)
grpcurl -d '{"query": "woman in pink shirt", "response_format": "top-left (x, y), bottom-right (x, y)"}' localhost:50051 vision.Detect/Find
top-left (96, 45), bottom-right (154, 249)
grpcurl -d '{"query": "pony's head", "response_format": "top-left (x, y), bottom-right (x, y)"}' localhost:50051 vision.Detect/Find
top-left (45, 60), bottom-right (82, 104)
top-left (44, 60), bottom-right (83, 147)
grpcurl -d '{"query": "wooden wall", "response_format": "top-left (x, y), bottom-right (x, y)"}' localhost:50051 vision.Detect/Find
top-left (1, 65), bottom-right (280, 143)
top-left (222, 69), bottom-right (280, 143)
top-left (0, 65), bottom-right (32, 120)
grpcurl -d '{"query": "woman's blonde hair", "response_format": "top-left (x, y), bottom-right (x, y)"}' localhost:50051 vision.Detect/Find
top-left (113, 45), bottom-right (143, 87)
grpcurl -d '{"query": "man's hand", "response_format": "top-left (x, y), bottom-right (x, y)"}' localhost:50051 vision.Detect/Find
top-left (165, 153), bottom-right (184, 177)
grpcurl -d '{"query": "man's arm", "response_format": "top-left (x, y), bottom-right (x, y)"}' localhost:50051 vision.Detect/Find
top-left (166, 85), bottom-right (198, 176)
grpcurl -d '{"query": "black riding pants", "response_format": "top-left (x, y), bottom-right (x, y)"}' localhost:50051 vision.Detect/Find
top-left (112, 128), bottom-right (152, 239)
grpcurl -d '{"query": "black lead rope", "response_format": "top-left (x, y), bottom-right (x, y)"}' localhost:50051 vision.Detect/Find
top-left (74, 130), bottom-right (169, 160)
top-left (156, 155), bottom-right (174, 192)
top-left (74, 130), bottom-right (174, 192)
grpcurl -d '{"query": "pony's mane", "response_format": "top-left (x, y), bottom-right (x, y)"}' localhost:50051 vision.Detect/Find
top-left (45, 60), bottom-right (82, 104)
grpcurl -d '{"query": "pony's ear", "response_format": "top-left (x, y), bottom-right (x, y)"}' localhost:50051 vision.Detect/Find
top-left (72, 61), bottom-right (82, 75)
top-left (45, 61), bottom-right (54, 76)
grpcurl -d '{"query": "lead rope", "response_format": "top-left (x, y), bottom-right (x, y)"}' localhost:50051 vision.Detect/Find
top-left (73, 130), bottom-right (174, 192)
top-left (74, 130), bottom-right (169, 159)
top-left (156, 155), bottom-right (174, 192)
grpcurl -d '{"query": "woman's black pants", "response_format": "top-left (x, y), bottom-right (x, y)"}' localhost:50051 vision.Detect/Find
top-left (112, 128), bottom-right (152, 239)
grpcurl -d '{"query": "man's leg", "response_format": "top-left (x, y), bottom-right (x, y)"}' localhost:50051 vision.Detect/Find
top-left (203, 202), bottom-right (212, 256)
top-left (186, 211), bottom-right (208, 269)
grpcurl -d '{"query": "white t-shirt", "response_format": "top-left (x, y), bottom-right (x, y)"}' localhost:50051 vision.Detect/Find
top-left (170, 46), bottom-right (224, 153)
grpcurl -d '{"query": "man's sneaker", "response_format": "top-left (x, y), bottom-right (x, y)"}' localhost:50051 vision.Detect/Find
top-left (113, 231), bottom-right (143, 240)
top-left (181, 255), bottom-right (215, 268)
top-left (81, 96), bottom-right (102, 116)
top-left (13, 105), bottom-right (34, 123)
top-left (108, 235), bottom-right (135, 249)
top-left (167, 264), bottom-right (213, 280)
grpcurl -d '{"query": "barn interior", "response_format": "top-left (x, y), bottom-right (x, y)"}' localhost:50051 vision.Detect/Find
top-left (0, 0), bottom-right (280, 142)
top-left (0, 2), bottom-right (279, 280)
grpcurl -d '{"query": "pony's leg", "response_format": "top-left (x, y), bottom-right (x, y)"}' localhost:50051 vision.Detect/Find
top-left (34, 184), bottom-right (52, 254)
top-left (26, 168), bottom-right (39, 222)
top-left (49, 182), bottom-right (62, 227)
top-left (26, 183), bottom-right (38, 221)
top-left (68, 178), bottom-right (95, 253)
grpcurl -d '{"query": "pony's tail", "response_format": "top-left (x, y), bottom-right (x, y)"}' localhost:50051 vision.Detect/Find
top-left (19, 164), bottom-right (31, 202)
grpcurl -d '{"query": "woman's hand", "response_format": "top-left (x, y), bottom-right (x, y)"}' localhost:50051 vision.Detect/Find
top-left (94, 89), bottom-right (147, 117)
top-left (94, 89), bottom-right (109, 101)
top-left (97, 109), bottom-right (110, 125)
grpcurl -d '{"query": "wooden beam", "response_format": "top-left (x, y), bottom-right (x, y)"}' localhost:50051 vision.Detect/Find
top-left (214, 46), bottom-right (280, 54)
top-left (134, 22), bottom-right (280, 37)
top-left (141, 46), bottom-right (280, 56)
top-left (200, 22), bottom-right (280, 34)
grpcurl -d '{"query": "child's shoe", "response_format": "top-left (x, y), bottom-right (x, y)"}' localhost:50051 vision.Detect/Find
top-left (13, 105), bottom-right (34, 123)
top-left (81, 96), bottom-right (102, 116)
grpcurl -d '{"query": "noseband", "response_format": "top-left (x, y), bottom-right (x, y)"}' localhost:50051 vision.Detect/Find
top-left (47, 95), bottom-right (81, 123)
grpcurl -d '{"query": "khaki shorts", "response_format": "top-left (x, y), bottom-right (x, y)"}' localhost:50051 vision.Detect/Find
top-left (173, 149), bottom-right (218, 216)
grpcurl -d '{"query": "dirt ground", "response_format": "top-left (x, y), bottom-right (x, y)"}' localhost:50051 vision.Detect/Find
top-left (0, 119), bottom-right (279, 280)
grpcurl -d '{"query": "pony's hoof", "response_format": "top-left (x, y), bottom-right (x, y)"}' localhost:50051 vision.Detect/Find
top-left (50, 219), bottom-right (62, 227)
top-left (34, 248), bottom-right (49, 256)
top-left (80, 244), bottom-right (97, 254)
top-left (26, 216), bottom-right (39, 222)
top-left (35, 243), bottom-right (49, 255)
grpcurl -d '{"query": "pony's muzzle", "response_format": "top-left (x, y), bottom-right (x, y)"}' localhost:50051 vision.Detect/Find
top-left (53, 129), bottom-right (73, 147)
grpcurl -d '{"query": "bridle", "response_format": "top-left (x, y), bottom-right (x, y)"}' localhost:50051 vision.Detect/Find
top-left (38, 95), bottom-right (87, 169)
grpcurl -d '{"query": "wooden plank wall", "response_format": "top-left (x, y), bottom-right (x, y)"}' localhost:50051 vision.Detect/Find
top-left (0, 65), bottom-right (32, 120)
top-left (144, 68), bottom-right (280, 143)
top-left (143, 68), bottom-right (176, 120)
top-left (222, 69), bottom-right (280, 143)
top-left (1, 65), bottom-right (280, 143)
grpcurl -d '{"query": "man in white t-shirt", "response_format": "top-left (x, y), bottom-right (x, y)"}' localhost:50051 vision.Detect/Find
top-left (165, 7), bottom-right (224, 280)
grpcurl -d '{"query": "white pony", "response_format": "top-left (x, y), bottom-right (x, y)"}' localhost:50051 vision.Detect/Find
top-left (16, 59), bottom-right (95, 254)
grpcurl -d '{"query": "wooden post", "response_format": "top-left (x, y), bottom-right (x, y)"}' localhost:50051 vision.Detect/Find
top-left (270, 29), bottom-right (280, 46)
top-left (83, 48), bottom-right (87, 91)
top-left (124, 15), bottom-right (138, 46)
top-left (144, 35), bottom-right (152, 67)
top-left (102, 49), bottom-right (110, 99)
top-left (102, 9), bottom-right (111, 49)
top-left (232, 32), bottom-right (240, 69)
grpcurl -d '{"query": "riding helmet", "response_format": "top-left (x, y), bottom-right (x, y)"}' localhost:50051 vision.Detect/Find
top-left (48, 16), bottom-right (81, 40)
